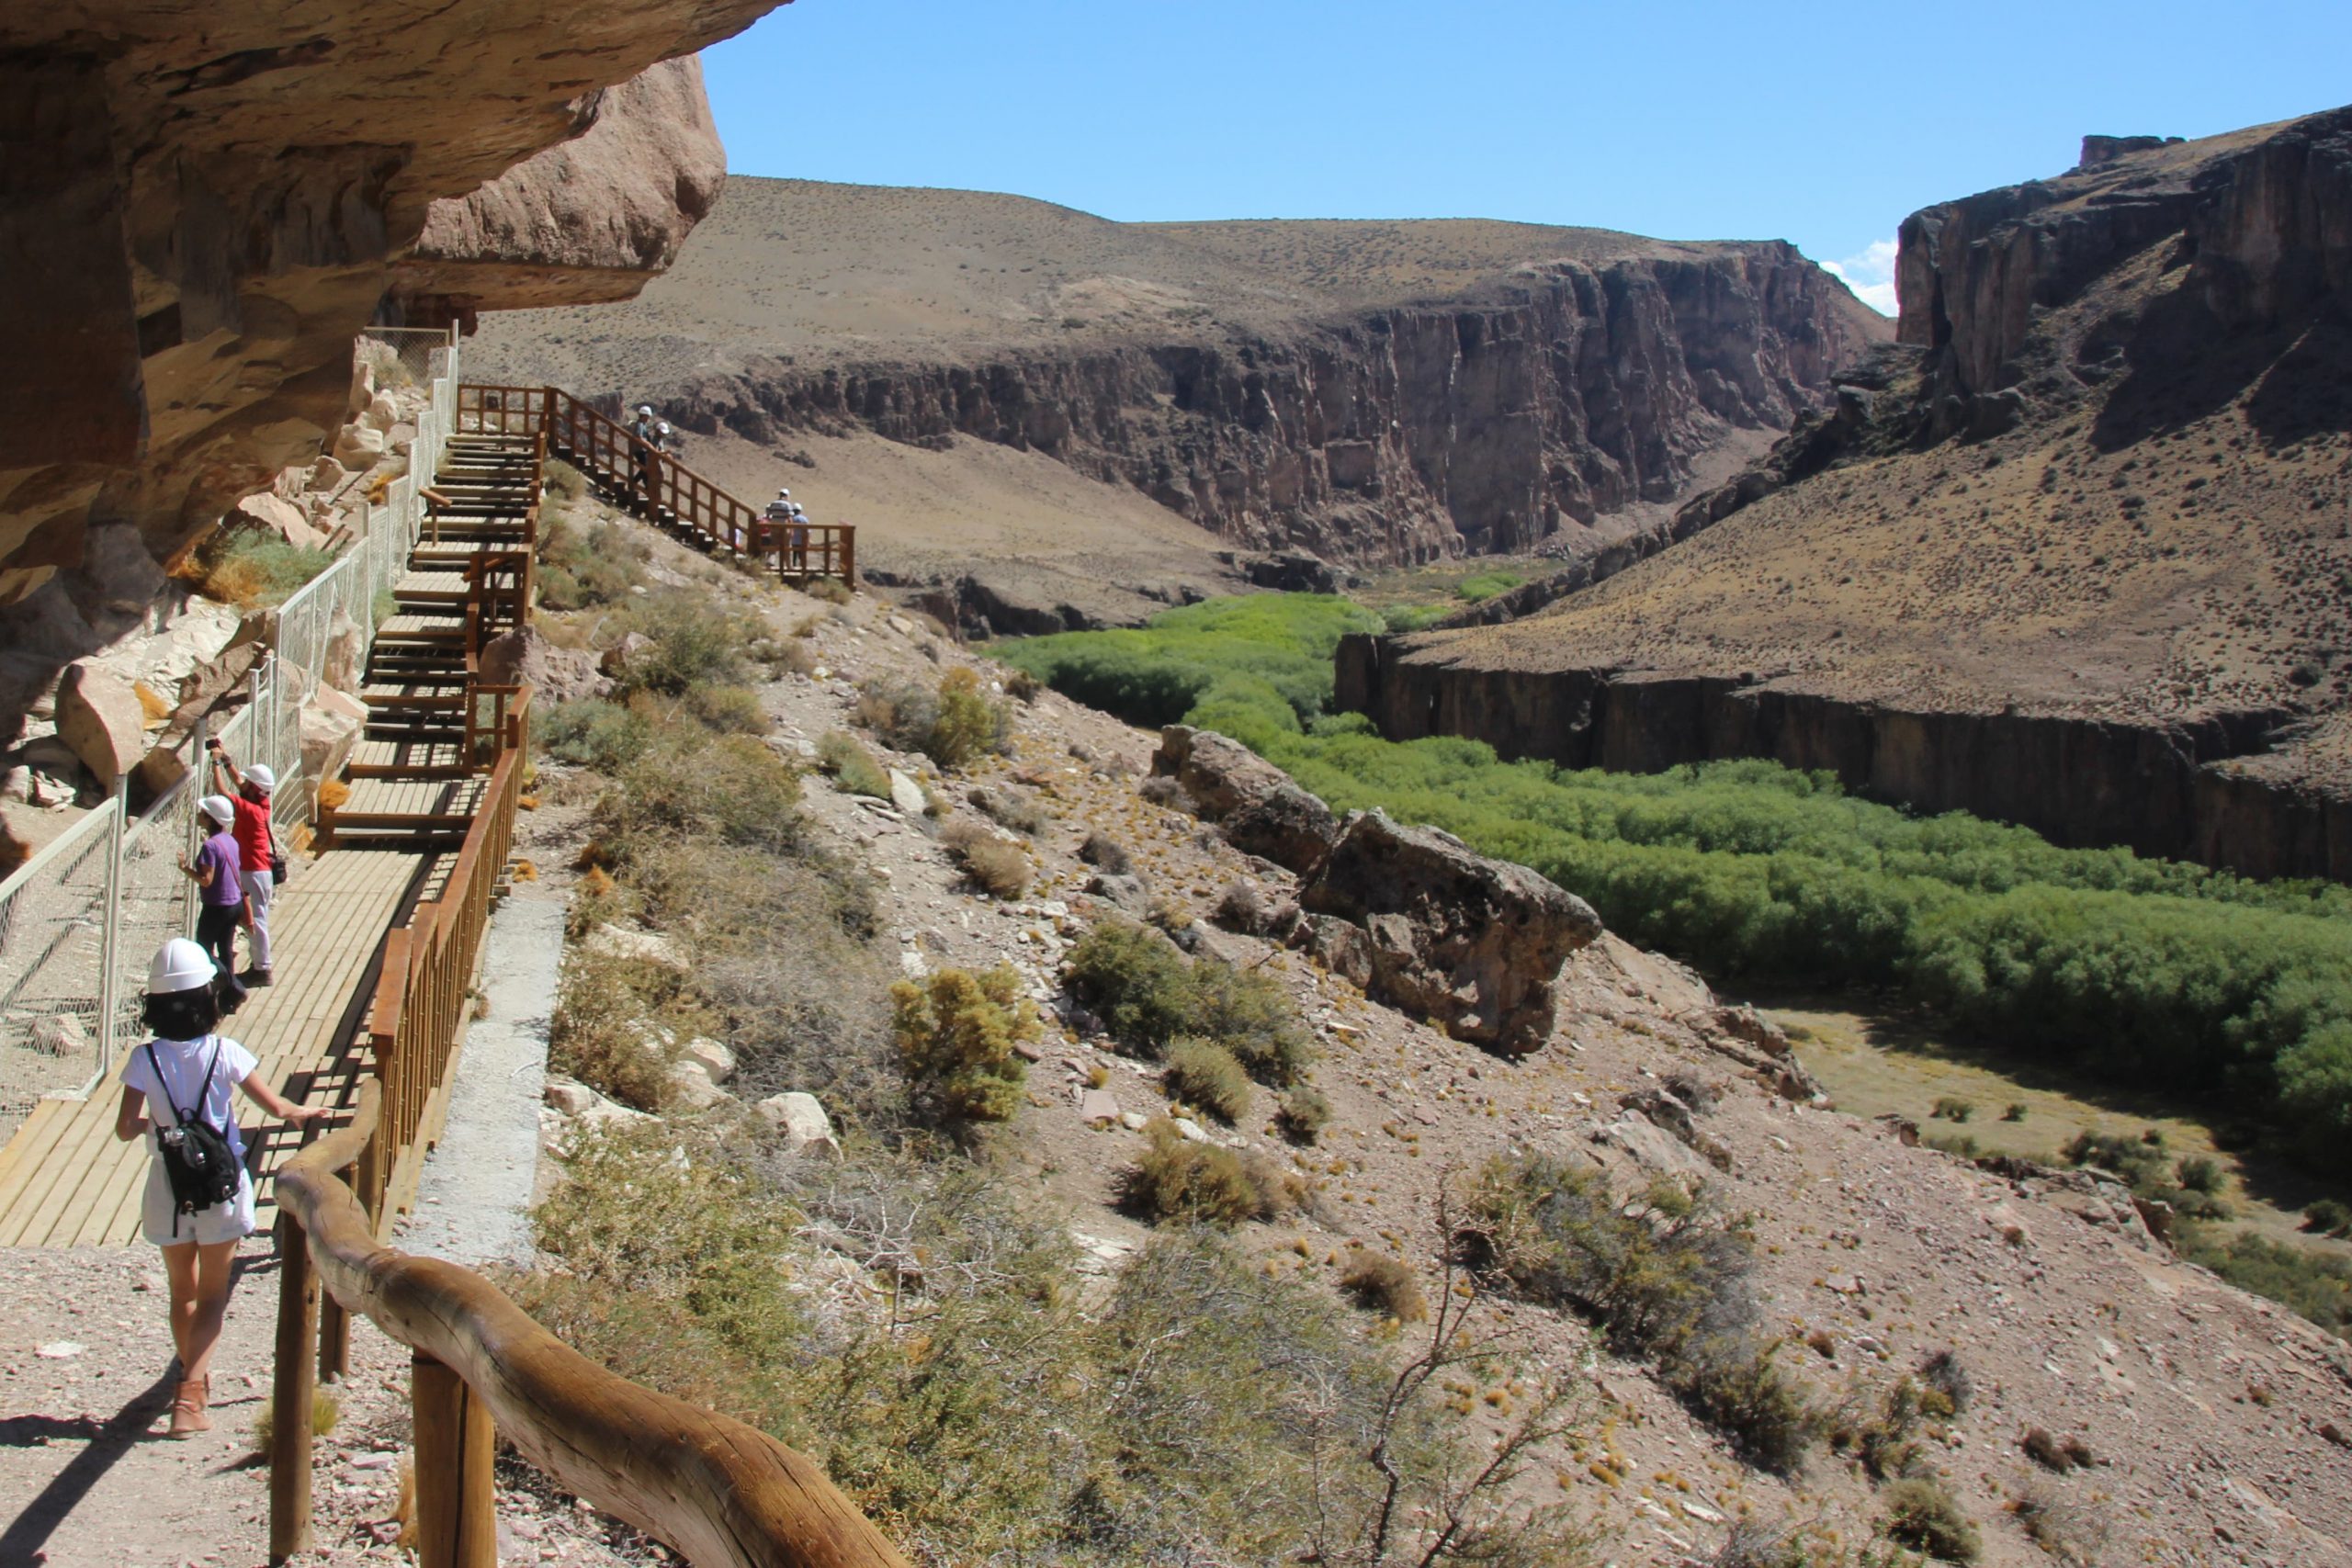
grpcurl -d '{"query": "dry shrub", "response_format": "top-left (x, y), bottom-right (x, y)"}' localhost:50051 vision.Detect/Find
top-left (1064, 918), bottom-right (1313, 1085)
top-left (968, 784), bottom-right (1049, 836)
top-left (819, 730), bottom-right (891, 798)
top-left (2009, 1479), bottom-right (2109, 1563)
top-left (250, 1387), bottom-right (341, 1460)
top-left (1918, 1348), bottom-right (1972, 1414)
top-left (181, 529), bottom-right (333, 609)
top-left (683, 682), bottom-right (768, 735)
top-left (1138, 774), bottom-right (1188, 809)
top-left (860, 668), bottom-right (1010, 772)
top-left (1163, 1038), bottom-right (1251, 1124)
top-left (891, 965), bottom-right (1037, 1125)
top-left (1338, 1251), bottom-right (1428, 1322)
top-left (317, 778), bottom-right (351, 810)
top-left (1880, 1476), bottom-right (1980, 1562)
top-left (2021, 1427), bottom-right (2095, 1472)
top-left (1079, 830), bottom-right (1133, 874)
top-left (549, 947), bottom-right (695, 1111)
top-left (1215, 879), bottom-right (1265, 931)
top-left (941, 818), bottom-right (1031, 899)
top-left (1123, 1120), bottom-right (1284, 1226)
top-left (804, 576), bottom-right (853, 604)
top-left (1001, 665), bottom-right (1040, 702)
top-left (1276, 1085), bottom-right (1331, 1145)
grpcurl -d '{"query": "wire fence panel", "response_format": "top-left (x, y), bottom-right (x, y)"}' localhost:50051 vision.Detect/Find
top-left (0, 804), bottom-right (122, 1140)
top-left (0, 333), bottom-right (464, 1144)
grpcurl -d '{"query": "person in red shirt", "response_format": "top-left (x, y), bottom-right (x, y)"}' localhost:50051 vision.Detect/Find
top-left (206, 740), bottom-right (277, 987)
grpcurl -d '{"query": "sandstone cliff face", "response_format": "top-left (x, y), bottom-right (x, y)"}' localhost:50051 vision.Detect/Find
top-left (0, 4), bottom-right (776, 629)
top-left (391, 57), bottom-right (729, 319)
top-left (640, 243), bottom-right (1881, 567)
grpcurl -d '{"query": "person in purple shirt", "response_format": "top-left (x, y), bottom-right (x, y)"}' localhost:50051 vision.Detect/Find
top-left (179, 795), bottom-right (250, 1014)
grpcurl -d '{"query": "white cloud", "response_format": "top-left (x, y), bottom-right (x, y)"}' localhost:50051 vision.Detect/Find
top-left (1822, 238), bottom-right (1900, 317)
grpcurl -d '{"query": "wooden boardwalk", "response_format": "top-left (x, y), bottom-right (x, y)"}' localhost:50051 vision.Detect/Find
top-left (0, 839), bottom-right (437, 1248)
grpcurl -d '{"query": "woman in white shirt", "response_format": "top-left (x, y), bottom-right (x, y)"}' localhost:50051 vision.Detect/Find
top-left (115, 938), bottom-right (326, 1438)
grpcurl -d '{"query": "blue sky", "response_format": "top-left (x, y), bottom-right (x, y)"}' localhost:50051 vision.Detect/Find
top-left (704, 1), bottom-right (2352, 315)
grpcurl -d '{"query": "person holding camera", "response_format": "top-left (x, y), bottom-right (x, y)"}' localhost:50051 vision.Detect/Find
top-left (115, 938), bottom-right (326, 1437)
top-left (207, 739), bottom-right (280, 987)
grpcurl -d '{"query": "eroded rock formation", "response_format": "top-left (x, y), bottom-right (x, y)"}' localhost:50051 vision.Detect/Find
top-left (0, 4), bottom-right (775, 677)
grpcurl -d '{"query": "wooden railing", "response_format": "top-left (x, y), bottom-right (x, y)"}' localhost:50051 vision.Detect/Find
top-left (270, 1084), bottom-right (910, 1568)
top-left (454, 383), bottom-right (856, 589)
top-left (357, 687), bottom-right (530, 1225)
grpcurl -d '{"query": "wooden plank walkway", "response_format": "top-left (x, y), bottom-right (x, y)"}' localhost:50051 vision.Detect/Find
top-left (0, 848), bottom-right (431, 1247)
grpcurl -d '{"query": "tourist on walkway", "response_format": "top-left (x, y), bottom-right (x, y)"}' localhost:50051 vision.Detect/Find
top-left (206, 739), bottom-right (277, 987)
top-left (114, 937), bottom-right (325, 1438)
top-left (629, 404), bottom-right (660, 500)
top-left (181, 795), bottom-right (249, 1015)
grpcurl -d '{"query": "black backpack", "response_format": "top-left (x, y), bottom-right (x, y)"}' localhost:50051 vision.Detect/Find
top-left (147, 1039), bottom-right (241, 1233)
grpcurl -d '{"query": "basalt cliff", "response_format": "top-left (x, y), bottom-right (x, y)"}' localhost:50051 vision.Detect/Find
top-left (1341, 107), bottom-right (2352, 880)
top-left (0, 4), bottom-right (778, 711)
top-left (468, 179), bottom-right (1888, 614)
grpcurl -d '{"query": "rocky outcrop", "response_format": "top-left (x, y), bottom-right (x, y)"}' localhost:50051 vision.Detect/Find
top-left (1297, 809), bottom-right (1602, 1055)
top-left (1895, 107), bottom-right (2352, 395)
top-left (653, 240), bottom-right (1886, 567)
top-left (1152, 726), bottom-right (1340, 874)
top-left (1334, 635), bottom-right (2352, 882)
top-left (0, 6), bottom-right (775, 685)
top-left (390, 58), bottom-right (729, 321)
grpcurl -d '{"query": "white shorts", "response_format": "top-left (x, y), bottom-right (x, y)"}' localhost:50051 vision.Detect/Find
top-left (141, 1158), bottom-right (256, 1247)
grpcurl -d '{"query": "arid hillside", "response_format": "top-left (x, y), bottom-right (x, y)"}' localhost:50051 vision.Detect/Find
top-left (469, 177), bottom-right (1887, 621)
top-left (1343, 107), bottom-right (2352, 880)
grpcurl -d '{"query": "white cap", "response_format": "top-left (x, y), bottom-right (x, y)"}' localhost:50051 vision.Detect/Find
top-left (243, 763), bottom-right (276, 793)
top-left (637, 404), bottom-right (653, 416)
top-left (778, 488), bottom-right (791, 499)
top-left (150, 936), bottom-right (217, 993)
top-left (198, 794), bottom-right (235, 826)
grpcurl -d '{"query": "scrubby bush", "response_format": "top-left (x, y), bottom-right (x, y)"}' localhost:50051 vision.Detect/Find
top-left (818, 729), bottom-right (891, 798)
top-left (861, 669), bottom-right (1010, 771)
top-left (179, 528), bottom-right (334, 609)
top-left (1339, 1251), bottom-right (1428, 1322)
top-left (1454, 569), bottom-right (1526, 604)
top-left (891, 964), bottom-right (1038, 1125)
top-left (1163, 1038), bottom-right (1252, 1124)
top-left (1879, 1477), bottom-right (1980, 1562)
top-left (1064, 919), bottom-right (1315, 1089)
top-left (1065, 919), bottom-right (1201, 1055)
top-left (615, 592), bottom-right (759, 696)
top-left (603, 728), bottom-right (805, 858)
top-left (539, 697), bottom-right (655, 772)
top-left (549, 947), bottom-right (693, 1111)
top-left (537, 514), bottom-right (648, 609)
top-left (967, 784), bottom-right (1048, 836)
top-left (1276, 1085), bottom-right (1332, 1145)
top-left (1465, 1155), bottom-right (1818, 1470)
top-left (2306, 1198), bottom-right (2352, 1238)
top-left (683, 682), bottom-right (767, 734)
top-left (940, 818), bottom-right (1031, 899)
top-left (1930, 1096), bottom-right (1975, 1123)
top-left (2177, 1228), bottom-right (2352, 1338)
top-left (1917, 1348), bottom-right (1973, 1414)
top-left (1078, 830), bottom-right (1132, 874)
top-left (1123, 1120), bottom-right (1284, 1225)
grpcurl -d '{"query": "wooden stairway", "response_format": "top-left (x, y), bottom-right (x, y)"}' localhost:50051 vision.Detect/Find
top-left (323, 433), bottom-right (538, 851)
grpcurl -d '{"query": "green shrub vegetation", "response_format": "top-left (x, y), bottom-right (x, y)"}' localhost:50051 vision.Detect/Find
top-left (1453, 569), bottom-right (1526, 604)
top-left (1162, 1037), bottom-right (1252, 1123)
top-left (538, 513), bottom-right (650, 609)
top-left (890, 965), bottom-right (1037, 1125)
top-left (1063, 918), bottom-right (1315, 1087)
top-left (1879, 1476), bottom-right (1981, 1562)
top-left (1122, 1119), bottom-right (1286, 1225)
top-left (1465, 1156), bottom-right (1820, 1470)
top-left (518, 1130), bottom-right (1585, 1564)
top-left (818, 729), bottom-right (892, 798)
top-left (1007, 594), bottom-right (2352, 1175)
top-left (859, 667), bottom-right (1011, 771)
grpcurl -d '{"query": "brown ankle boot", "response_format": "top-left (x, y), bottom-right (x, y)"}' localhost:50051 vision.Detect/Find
top-left (168, 1375), bottom-right (210, 1438)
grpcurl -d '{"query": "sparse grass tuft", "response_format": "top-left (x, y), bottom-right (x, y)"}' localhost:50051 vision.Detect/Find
top-left (941, 818), bottom-right (1031, 899)
top-left (1123, 1120), bottom-right (1286, 1226)
top-left (1275, 1085), bottom-right (1332, 1145)
top-left (819, 729), bottom-right (892, 798)
top-left (181, 529), bottom-right (333, 609)
top-left (1338, 1251), bottom-right (1428, 1322)
top-left (1079, 830), bottom-right (1133, 874)
top-left (1879, 1476), bottom-right (1980, 1562)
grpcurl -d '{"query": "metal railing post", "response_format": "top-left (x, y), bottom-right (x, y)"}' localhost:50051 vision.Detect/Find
top-left (96, 778), bottom-right (126, 1080)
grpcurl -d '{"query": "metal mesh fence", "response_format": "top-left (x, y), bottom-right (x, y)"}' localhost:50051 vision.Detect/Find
top-left (357, 326), bottom-right (456, 394)
top-left (0, 333), bottom-right (462, 1143)
top-left (0, 806), bottom-right (121, 1139)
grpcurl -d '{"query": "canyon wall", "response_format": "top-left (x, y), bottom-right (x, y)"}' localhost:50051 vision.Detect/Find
top-left (0, 4), bottom-right (774, 702)
top-left (657, 245), bottom-right (1882, 566)
top-left (1334, 637), bottom-right (2349, 881)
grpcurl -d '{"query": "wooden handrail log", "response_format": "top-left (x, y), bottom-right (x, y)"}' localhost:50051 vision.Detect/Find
top-left (279, 1085), bottom-right (909, 1568)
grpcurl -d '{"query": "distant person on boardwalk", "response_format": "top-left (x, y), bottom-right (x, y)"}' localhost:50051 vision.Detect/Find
top-left (765, 488), bottom-right (797, 565)
top-left (206, 739), bottom-right (278, 987)
top-left (788, 502), bottom-right (812, 572)
top-left (116, 937), bottom-right (325, 1438)
top-left (181, 795), bottom-right (249, 1015)
top-left (629, 403), bottom-right (660, 501)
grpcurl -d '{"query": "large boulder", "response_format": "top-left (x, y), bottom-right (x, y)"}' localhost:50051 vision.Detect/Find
top-left (53, 661), bottom-right (148, 786)
top-left (475, 626), bottom-right (610, 705)
top-left (1153, 726), bottom-right (1339, 874)
top-left (1300, 810), bottom-right (1601, 1055)
top-left (756, 1091), bottom-right (842, 1158)
top-left (298, 694), bottom-right (363, 802)
top-left (230, 491), bottom-right (328, 551)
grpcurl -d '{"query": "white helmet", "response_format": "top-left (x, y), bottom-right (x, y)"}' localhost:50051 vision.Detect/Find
top-left (198, 794), bottom-right (236, 826)
top-left (243, 763), bottom-right (276, 793)
top-left (637, 404), bottom-right (653, 417)
top-left (150, 937), bottom-right (217, 993)
top-left (777, 488), bottom-right (791, 500)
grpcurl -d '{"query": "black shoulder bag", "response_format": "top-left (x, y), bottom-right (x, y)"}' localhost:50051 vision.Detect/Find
top-left (147, 1038), bottom-right (240, 1234)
